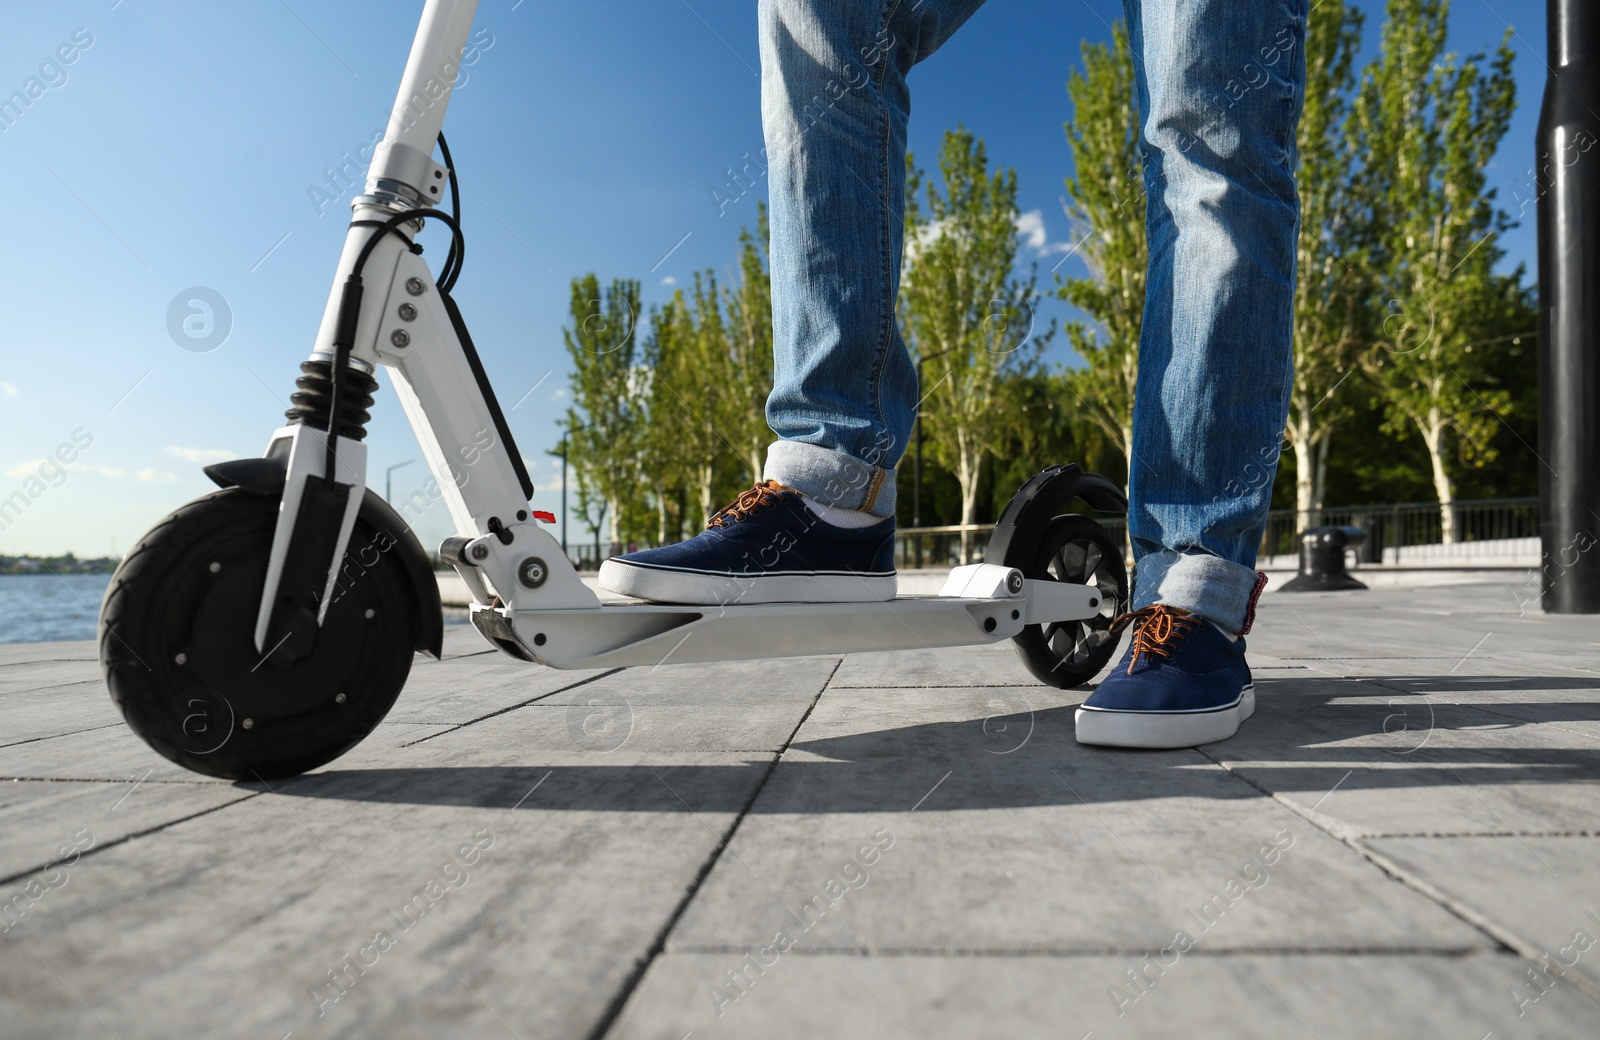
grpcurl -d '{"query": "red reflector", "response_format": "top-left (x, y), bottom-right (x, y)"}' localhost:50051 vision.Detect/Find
top-left (531, 510), bottom-right (556, 524)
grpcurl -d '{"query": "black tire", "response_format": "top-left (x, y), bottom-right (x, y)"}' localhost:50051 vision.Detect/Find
top-left (1008, 515), bottom-right (1127, 688)
top-left (100, 487), bottom-right (417, 780)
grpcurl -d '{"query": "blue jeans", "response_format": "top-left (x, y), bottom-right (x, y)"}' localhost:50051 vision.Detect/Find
top-left (758, 0), bottom-right (1306, 633)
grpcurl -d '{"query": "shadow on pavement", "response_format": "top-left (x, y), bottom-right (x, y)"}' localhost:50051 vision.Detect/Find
top-left (255, 672), bottom-right (1600, 811)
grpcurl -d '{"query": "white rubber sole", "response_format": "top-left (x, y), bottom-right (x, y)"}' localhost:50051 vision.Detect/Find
top-left (597, 559), bottom-right (896, 605)
top-left (1074, 685), bottom-right (1255, 749)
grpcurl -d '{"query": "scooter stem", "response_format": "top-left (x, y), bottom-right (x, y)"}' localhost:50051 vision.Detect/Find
top-left (370, 0), bottom-right (480, 202)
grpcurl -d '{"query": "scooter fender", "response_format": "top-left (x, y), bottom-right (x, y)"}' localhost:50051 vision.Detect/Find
top-left (203, 457), bottom-right (444, 659)
top-left (984, 463), bottom-right (1127, 569)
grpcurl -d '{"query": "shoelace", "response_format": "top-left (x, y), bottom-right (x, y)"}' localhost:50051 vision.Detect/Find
top-left (1108, 604), bottom-right (1201, 674)
top-left (706, 480), bottom-right (790, 529)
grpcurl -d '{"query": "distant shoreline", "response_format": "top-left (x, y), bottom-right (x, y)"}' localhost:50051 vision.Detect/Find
top-left (0, 557), bottom-right (119, 576)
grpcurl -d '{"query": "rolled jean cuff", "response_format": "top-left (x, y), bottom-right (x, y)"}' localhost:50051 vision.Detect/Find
top-left (1132, 550), bottom-right (1269, 635)
top-left (763, 440), bottom-right (897, 519)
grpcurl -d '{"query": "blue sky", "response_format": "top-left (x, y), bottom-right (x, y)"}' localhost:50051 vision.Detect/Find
top-left (0, 0), bottom-right (1546, 557)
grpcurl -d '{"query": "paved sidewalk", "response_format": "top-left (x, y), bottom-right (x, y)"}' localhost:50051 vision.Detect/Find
top-left (1, 577), bottom-right (1597, 1039)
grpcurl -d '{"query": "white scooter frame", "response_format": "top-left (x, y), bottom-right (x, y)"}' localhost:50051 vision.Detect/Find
top-left (251, 0), bottom-right (1111, 672)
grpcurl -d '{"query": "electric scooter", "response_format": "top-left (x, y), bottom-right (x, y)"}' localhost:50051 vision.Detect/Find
top-left (99, 0), bottom-right (1130, 780)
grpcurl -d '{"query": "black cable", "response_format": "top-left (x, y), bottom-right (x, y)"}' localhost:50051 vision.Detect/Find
top-left (436, 132), bottom-right (464, 292)
top-left (318, 135), bottom-right (468, 484)
top-left (325, 206), bottom-right (465, 482)
top-left (349, 206), bottom-right (462, 281)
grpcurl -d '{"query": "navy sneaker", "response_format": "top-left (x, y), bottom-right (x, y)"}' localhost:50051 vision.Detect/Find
top-left (597, 480), bottom-right (896, 604)
top-left (1074, 604), bottom-right (1254, 749)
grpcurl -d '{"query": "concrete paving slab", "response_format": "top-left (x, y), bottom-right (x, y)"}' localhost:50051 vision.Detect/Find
top-left (0, 576), bottom-right (1595, 1038)
top-left (438, 624), bottom-right (494, 659)
top-left (1209, 676), bottom-right (1600, 838)
top-left (0, 720), bottom-right (457, 783)
top-left (829, 641), bottom-right (1048, 688)
top-left (413, 657), bottom-right (838, 754)
top-left (608, 950), bottom-right (1600, 1040)
top-left (0, 640), bottom-right (97, 667)
top-left (1367, 835), bottom-right (1600, 994)
top-left (0, 750), bottom-right (772, 1040)
top-left (0, 778), bottom-right (252, 882)
top-left (531, 655), bottom-right (843, 704)
top-left (390, 653), bottom-right (617, 724)
top-left (0, 682), bottom-right (122, 748)
top-left (413, 698), bottom-right (816, 755)
top-left (0, 658), bottom-right (100, 696)
top-left (669, 690), bottom-right (1485, 955)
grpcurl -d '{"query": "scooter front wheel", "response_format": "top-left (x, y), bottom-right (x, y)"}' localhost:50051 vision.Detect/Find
top-left (100, 487), bottom-right (417, 779)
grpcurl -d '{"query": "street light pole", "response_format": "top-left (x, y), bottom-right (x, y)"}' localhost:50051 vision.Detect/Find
top-left (560, 434), bottom-right (568, 556)
top-left (1538, 0), bottom-right (1600, 612)
top-left (384, 459), bottom-right (414, 504)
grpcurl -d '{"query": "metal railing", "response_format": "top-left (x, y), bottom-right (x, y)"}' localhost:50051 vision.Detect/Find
top-left (895, 516), bottom-right (1130, 569)
top-left (895, 497), bottom-right (1539, 570)
top-left (1257, 497), bottom-right (1539, 566)
top-left (544, 497), bottom-right (1539, 574)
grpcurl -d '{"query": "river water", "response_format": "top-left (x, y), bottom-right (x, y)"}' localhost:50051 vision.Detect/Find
top-left (0, 574), bottom-right (111, 644)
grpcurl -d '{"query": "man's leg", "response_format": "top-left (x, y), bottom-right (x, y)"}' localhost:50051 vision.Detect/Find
top-left (599, 0), bottom-right (987, 605)
top-left (1076, 0), bottom-right (1306, 748)
top-left (759, 0), bottom-right (988, 517)
top-left (1125, 0), bottom-right (1306, 632)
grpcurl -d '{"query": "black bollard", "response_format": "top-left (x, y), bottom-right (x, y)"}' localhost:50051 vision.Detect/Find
top-left (1281, 526), bottom-right (1368, 592)
top-left (1537, 0), bottom-right (1600, 613)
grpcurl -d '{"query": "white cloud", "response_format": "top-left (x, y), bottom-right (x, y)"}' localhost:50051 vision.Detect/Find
top-left (660, 276), bottom-right (677, 286)
top-left (1015, 210), bottom-right (1047, 251)
top-left (136, 467), bottom-right (178, 483)
top-left (164, 446), bottom-right (236, 463)
top-left (0, 381), bottom-right (18, 398)
top-left (3, 460), bottom-right (127, 479)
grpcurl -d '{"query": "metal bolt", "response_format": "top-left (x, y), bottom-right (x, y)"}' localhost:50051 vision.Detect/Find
top-left (405, 277), bottom-right (426, 296)
top-left (208, 561), bottom-right (221, 574)
top-left (518, 557), bottom-right (549, 589)
top-left (470, 543), bottom-right (489, 561)
top-left (390, 329), bottom-right (411, 348)
top-left (1006, 571), bottom-right (1024, 595)
top-left (334, 692), bottom-right (347, 704)
top-left (397, 302), bottom-right (417, 321)
top-left (242, 718), bottom-right (255, 730)
top-left (173, 652), bottom-right (187, 665)
top-left (364, 608), bottom-right (375, 619)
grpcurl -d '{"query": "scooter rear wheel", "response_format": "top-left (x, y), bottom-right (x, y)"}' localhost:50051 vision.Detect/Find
top-left (1008, 514), bottom-right (1127, 688)
top-left (100, 487), bottom-right (417, 780)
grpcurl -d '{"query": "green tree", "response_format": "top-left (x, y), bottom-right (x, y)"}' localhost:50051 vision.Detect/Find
top-left (722, 205), bottom-right (775, 485)
top-left (562, 274), bottom-right (644, 554)
top-left (901, 128), bottom-right (1047, 563)
top-left (1056, 23), bottom-right (1145, 463)
top-left (1286, 0), bottom-right (1368, 529)
top-left (1351, 0), bottom-right (1517, 543)
top-left (641, 274), bottom-right (736, 527)
top-left (639, 296), bottom-right (695, 545)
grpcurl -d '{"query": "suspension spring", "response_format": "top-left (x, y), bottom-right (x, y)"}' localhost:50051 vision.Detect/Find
top-left (285, 360), bottom-right (377, 441)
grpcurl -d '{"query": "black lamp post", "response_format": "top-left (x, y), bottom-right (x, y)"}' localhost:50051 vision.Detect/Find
top-left (559, 433), bottom-right (568, 557)
top-left (1537, 0), bottom-right (1600, 612)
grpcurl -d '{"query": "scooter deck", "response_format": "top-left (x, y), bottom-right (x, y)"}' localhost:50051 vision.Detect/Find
top-left (468, 579), bottom-right (1102, 670)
